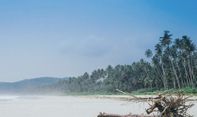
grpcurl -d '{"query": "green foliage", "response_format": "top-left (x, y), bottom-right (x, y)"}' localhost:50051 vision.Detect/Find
top-left (55, 31), bottom-right (197, 94)
top-left (180, 87), bottom-right (197, 94)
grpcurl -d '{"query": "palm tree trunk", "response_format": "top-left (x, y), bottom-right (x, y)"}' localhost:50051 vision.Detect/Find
top-left (187, 57), bottom-right (195, 87)
top-left (183, 59), bottom-right (192, 87)
top-left (155, 65), bottom-right (164, 89)
top-left (170, 58), bottom-right (180, 89)
top-left (189, 55), bottom-right (196, 86)
top-left (175, 61), bottom-right (183, 87)
top-left (161, 58), bottom-right (168, 89)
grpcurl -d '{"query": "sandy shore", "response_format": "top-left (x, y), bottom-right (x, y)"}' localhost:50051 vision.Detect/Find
top-left (0, 95), bottom-right (196, 117)
top-left (0, 95), bottom-right (151, 117)
top-left (78, 94), bottom-right (197, 101)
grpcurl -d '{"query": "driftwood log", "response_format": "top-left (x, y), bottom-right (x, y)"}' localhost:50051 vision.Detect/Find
top-left (146, 92), bottom-right (193, 117)
top-left (97, 90), bottom-right (194, 117)
top-left (97, 112), bottom-right (154, 117)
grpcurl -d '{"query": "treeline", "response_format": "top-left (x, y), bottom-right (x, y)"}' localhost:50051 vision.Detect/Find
top-left (56, 31), bottom-right (197, 93)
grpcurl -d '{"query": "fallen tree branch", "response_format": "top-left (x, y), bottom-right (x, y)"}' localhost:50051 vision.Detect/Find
top-left (98, 90), bottom-right (194, 117)
top-left (115, 89), bottom-right (147, 101)
top-left (146, 92), bottom-right (194, 117)
top-left (97, 112), bottom-right (154, 117)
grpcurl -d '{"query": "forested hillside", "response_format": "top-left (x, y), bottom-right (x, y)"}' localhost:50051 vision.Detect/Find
top-left (57, 31), bottom-right (197, 93)
top-left (0, 77), bottom-right (64, 94)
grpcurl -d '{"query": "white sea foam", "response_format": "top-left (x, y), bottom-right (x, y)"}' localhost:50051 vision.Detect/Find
top-left (0, 95), bottom-right (19, 101)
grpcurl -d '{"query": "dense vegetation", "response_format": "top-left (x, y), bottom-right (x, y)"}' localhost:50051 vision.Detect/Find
top-left (57, 31), bottom-right (197, 94)
top-left (0, 77), bottom-right (62, 94)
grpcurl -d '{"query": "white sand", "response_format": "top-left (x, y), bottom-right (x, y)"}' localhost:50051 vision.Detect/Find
top-left (0, 95), bottom-right (196, 117)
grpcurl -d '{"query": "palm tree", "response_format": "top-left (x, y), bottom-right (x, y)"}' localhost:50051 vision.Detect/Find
top-left (155, 43), bottom-right (168, 89)
top-left (181, 36), bottom-right (196, 87)
top-left (152, 54), bottom-right (163, 89)
top-left (160, 30), bottom-right (172, 47)
top-left (145, 49), bottom-right (153, 58)
top-left (160, 31), bottom-right (182, 89)
top-left (174, 38), bottom-right (188, 87)
top-left (168, 45), bottom-right (181, 88)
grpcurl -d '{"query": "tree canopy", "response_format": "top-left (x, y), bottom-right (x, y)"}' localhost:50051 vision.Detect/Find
top-left (56, 31), bottom-right (197, 93)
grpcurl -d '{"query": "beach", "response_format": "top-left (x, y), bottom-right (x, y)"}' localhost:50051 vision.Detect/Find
top-left (0, 95), bottom-right (196, 117)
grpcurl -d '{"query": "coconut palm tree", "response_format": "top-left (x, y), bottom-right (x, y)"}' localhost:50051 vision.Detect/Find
top-left (154, 43), bottom-right (168, 89)
top-left (180, 36), bottom-right (196, 87)
top-left (160, 31), bottom-right (182, 89)
top-left (145, 49), bottom-right (153, 58)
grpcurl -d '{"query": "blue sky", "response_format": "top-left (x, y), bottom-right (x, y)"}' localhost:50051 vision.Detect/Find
top-left (0, 0), bottom-right (196, 81)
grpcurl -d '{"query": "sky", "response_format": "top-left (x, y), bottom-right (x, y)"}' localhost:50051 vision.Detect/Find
top-left (0, 0), bottom-right (196, 82)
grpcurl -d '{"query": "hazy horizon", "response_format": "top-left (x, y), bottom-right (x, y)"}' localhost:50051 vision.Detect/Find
top-left (0, 0), bottom-right (197, 82)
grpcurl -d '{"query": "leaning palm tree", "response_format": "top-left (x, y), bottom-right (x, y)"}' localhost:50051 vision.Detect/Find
top-left (180, 36), bottom-right (196, 87)
top-left (160, 31), bottom-right (181, 89)
top-left (154, 43), bottom-right (168, 89)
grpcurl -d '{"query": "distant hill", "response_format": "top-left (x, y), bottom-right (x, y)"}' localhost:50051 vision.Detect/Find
top-left (0, 77), bottom-right (68, 94)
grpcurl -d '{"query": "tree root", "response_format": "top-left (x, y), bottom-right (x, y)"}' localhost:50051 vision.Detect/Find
top-left (97, 90), bottom-right (194, 117)
top-left (146, 92), bottom-right (194, 117)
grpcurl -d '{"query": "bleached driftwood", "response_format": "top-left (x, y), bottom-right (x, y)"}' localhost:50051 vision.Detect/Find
top-left (97, 112), bottom-right (154, 117)
top-left (98, 90), bottom-right (194, 117)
